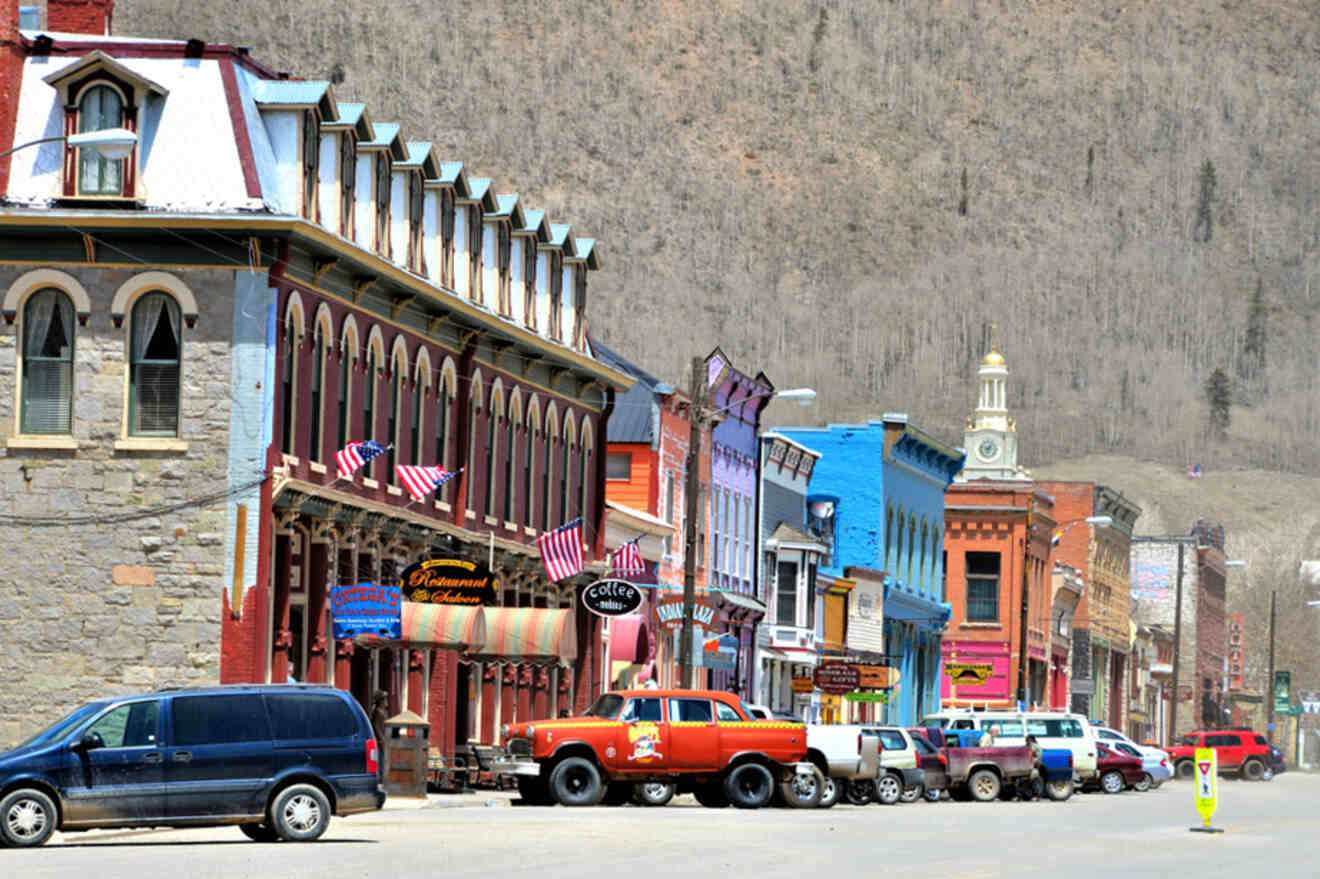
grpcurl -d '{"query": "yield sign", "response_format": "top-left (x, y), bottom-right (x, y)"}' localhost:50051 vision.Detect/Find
top-left (1198, 761), bottom-right (1211, 776)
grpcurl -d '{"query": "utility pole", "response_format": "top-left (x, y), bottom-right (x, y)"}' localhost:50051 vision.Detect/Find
top-left (1016, 494), bottom-right (1034, 708)
top-left (679, 356), bottom-right (706, 689)
top-left (1169, 542), bottom-right (1185, 746)
top-left (1266, 589), bottom-right (1276, 738)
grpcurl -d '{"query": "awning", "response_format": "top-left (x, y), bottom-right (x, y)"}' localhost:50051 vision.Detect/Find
top-left (609, 614), bottom-right (651, 664)
top-left (355, 601), bottom-right (485, 650)
top-left (472, 607), bottom-right (578, 665)
top-left (713, 589), bottom-right (767, 621)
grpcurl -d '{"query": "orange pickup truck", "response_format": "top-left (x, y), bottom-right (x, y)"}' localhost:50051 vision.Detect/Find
top-left (493, 689), bottom-right (817, 808)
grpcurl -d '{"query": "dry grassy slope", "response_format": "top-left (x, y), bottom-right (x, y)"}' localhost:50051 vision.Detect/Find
top-left (113, 0), bottom-right (1320, 474)
top-left (1034, 454), bottom-right (1320, 697)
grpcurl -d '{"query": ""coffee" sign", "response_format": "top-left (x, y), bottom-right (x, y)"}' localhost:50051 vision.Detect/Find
top-left (582, 579), bottom-right (645, 617)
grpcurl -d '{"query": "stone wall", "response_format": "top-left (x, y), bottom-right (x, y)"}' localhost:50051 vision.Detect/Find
top-left (0, 265), bottom-right (237, 747)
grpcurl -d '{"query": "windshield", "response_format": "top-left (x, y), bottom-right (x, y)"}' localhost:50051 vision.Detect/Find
top-left (583, 693), bottom-right (625, 719)
top-left (920, 717), bottom-right (949, 729)
top-left (10, 701), bottom-right (108, 751)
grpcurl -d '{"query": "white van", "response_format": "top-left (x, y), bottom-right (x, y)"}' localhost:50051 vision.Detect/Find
top-left (919, 709), bottom-right (1099, 780)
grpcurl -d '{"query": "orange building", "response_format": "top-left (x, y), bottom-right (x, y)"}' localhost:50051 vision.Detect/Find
top-left (942, 483), bottom-right (1056, 707)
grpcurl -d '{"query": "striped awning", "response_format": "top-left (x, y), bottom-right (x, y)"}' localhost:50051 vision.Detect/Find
top-left (472, 607), bottom-right (577, 664)
top-left (355, 601), bottom-right (486, 650)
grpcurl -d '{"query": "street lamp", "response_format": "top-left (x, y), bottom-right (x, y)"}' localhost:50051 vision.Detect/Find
top-left (1017, 512), bottom-right (1112, 707)
top-left (678, 353), bottom-right (814, 688)
top-left (0, 128), bottom-right (138, 160)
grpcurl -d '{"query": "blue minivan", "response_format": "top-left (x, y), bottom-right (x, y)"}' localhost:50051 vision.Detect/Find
top-left (0, 685), bottom-right (385, 847)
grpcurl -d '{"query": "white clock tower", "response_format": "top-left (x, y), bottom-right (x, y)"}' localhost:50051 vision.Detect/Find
top-left (957, 348), bottom-right (1030, 481)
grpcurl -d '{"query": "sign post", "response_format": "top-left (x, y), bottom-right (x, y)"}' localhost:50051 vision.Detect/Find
top-left (1189, 747), bottom-right (1223, 834)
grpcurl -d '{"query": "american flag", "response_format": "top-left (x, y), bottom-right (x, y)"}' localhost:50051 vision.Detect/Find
top-left (395, 465), bottom-right (460, 501)
top-left (335, 440), bottom-right (387, 479)
top-left (537, 517), bottom-right (584, 582)
top-left (609, 536), bottom-right (646, 576)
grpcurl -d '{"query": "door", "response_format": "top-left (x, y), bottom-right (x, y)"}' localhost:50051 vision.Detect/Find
top-left (1209, 733), bottom-right (1244, 769)
top-left (612, 696), bottom-right (667, 774)
top-left (60, 699), bottom-right (165, 827)
top-left (666, 697), bottom-right (719, 770)
top-left (165, 693), bottom-right (274, 820)
top-left (266, 691), bottom-right (363, 779)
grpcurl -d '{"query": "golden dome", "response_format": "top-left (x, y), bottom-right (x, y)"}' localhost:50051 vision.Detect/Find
top-left (982, 348), bottom-right (1006, 367)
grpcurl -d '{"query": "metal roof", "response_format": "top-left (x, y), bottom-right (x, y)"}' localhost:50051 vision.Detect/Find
top-left (251, 80), bottom-right (337, 120)
top-left (594, 339), bottom-right (676, 444)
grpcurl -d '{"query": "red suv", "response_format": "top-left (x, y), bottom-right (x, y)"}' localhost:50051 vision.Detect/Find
top-left (1166, 730), bottom-right (1273, 781)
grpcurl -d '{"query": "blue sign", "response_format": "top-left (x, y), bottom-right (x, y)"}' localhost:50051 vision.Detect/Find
top-left (700, 632), bottom-right (739, 672)
top-left (330, 582), bottom-right (402, 640)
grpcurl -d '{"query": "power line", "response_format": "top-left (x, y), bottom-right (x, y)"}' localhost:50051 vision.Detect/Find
top-left (0, 472), bottom-right (269, 528)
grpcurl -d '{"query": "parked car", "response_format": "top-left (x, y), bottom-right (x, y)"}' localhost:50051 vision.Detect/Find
top-left (860, 726), bottom-right (926, 805)
top-left (921, 710), bottom-right (1100, 781)
top-left (942, 745), bottom-right (1037, 802)
top-left (494, 690), bottom-right (816, 809)
top-left (0, 685), bottom-right (385, 848)
top-left (1166, 730), bottom-right (1273, 781)
top-left (905, 728), bottom-right (949, 802)
top-left (1084, 743), bottom-right (1145, 794)
top-left (1108, 741), bottom-right (1171, 790)
top-left (802, 724), bottom-right (882, 808)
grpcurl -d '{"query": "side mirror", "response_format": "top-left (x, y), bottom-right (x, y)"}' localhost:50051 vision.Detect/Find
top-left (76, 733), bottom-right (102, 752)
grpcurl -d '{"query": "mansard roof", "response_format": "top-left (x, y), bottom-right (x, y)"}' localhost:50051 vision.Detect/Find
top-left (250, 79), bottom-right (337, 119)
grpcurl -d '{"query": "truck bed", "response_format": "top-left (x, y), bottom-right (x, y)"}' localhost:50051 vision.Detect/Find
top-left (945, 745), bottom-right (1034, 781)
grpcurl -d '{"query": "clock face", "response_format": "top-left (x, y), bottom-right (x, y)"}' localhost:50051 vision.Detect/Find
top-left (978, 438), bottom-right (1000, 461)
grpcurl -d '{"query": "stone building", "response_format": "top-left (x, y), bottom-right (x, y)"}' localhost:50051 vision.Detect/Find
top-left (0, 3), bottom-right (632, 754)
top-left (1130, 522), bottom-right (1230, 743)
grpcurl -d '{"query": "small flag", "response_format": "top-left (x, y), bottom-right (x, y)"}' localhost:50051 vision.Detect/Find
top-left (335, 440), bottom-right (387, 479)
top-left (1051, 528), bottom-right (1063, 548)
top-left (396, 465), bottom-right (460, 502)
top-left (537, 517), bottom-right (584, 582)
top-left (609, 536), bottom-right (646, 576)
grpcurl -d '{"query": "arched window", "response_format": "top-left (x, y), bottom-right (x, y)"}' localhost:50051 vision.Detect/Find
top-left (484, 388), bottom-right (500, 517)
top-left (434, 369), bottom-right (451, 501)
top-left (129, 292), bottom-right (182, 436)
top-left (339, 133), bottom-right (355, 237)
top-left (579, 423), bottom-right (593, 528)
top-left (919, 519), bottom-right (930, 590)
top-left (466, 382), bottom-right (481, 514)
top-left (309, 320), bottom-right (326, 461)
top-left (894, 511), bottom-right (905, 578)
top-left (523, 406), bottom-right (536, 528)
top-left (387, 348), bottom-right (406, 480)
top-left (375, 153), bottom-right (391, 256)
top-left (542, 411), bottom-right (555, 531)
top-left (410, 364), bottom-right (425, 466)
top-left (20, 288), bottom-right (75, 434)
top-left (885, 504), bottom-right (895, 571)
top-left (362, 345), bottom-right (378, 478)
top-left (503, 396), bottom-right (517, 522)
top-left (302, 111), bottom-right (319, 220)
top-left (907, 514), bottom-right (917, 585)
top-left (336, 324), bottom-right (355, 453)
top-left (78, 85), bottom-right (124, 196)
top-left (560, 421), bottom-right (573, 522)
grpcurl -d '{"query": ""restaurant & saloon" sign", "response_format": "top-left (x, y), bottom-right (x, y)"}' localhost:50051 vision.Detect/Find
top-left (399, 558), bottom-right (499, 605)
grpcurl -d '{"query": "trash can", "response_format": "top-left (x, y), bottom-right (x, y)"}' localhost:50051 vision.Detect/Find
top-left (382, 710), bottom-right (430, 796)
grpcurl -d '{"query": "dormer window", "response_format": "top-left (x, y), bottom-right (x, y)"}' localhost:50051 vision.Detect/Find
top-left (409, 174), bottom-right (425, 274)
top-left (339, 133), bottom-right (356, 237)
top-left (375, 153), bottom-right (391, 257)
top-left (302, 112), bottom-right (319, 221)
top-left (498, 223), bottom-right (511, 315)
top-left (440, 190), bottom-right (455, 288)
top-left (77, 85), bottom-right (125, 196)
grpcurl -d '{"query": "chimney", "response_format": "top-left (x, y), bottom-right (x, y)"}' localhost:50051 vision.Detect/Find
top-left (47, 0), bottom-right (114, 35)
top-left (1, 0), bottom-right (23, 197)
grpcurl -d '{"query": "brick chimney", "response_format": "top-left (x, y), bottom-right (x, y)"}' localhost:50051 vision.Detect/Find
top-left (47, 0), bottom-right (114, 35)
top-left (0, 0), bottom-right (24, 197)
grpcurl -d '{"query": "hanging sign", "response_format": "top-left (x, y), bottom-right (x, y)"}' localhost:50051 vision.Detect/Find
top-left (330, 582), bottom-right (402, 639)
top-left (1192, 747), bottom-right (1219, 831)
top-left (1227, 614), bottom-right (1245, 691)
top-left (814, 661), bottom-right (861, 695)
top-left (856, 664), bottom-right (901, 690)
top-left (655, 596), bottom-right (716, 631)
top-left (700, 633), bottom-right (738, 672)
top-left (582, 579), bottom-right (645, 617)
top-left (399, 557), bottom-right (498, 606)
top-left (791, 677), bottom-right (816, 694)
top-left (844, 691), bottom-right (890, 703)
top-left (945, 662), bottom-right (994, 685)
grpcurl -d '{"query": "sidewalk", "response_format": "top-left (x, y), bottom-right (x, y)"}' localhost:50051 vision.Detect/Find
top-left (381, 789), bottom-right (519, 810)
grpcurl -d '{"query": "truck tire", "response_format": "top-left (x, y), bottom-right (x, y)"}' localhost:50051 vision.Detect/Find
top-left (1175, 760), bottom-right (1195, 779)
top-left (693, 782), bottom-right (730, 808)
top-left (844, 778), bottom-right (875, 805)
top-left (1242, 759), bottom-right (1264, 781)
top-left (517, 775), bottom-right (554, 806)
top-left (873, 772), bottom-right (903, 805)
top-left (725, 763), bottom-right (775, 809)
top-left (819, 777), bottom-right (843, 809)
top-left (633, 783), bottom-right (675, 807)
top-left (549, 757), bottom-right (604, 806)
top-left (778, 766), bottom-right (824, 809)
top-left (968, 768), bottom-right (1002, 803)
top-left (1045, 778), bottom-right (1074, 801)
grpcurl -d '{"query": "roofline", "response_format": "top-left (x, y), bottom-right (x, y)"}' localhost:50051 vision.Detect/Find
top-left (19, 33), bottom-right (283, 79)
top-left (0, 209), bottom-right (634, 391)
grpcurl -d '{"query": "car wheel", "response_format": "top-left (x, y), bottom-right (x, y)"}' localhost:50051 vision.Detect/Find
top-left (600, 782), bottom-right (633, 806)
top-left (778, 766), bottom-right (824, 809)
top-left (923, 787), bottom-right (943, 803)
top-left (1242, 759), bottom-right (1265, 781)
top-left (1045, 778), bottom-right (1074, 801)
top-left (549, 757), bottom-right (604, 807)
top-left (967, 769), bottom-right (1002, 803)
top-left (0, 788), bottom-right (57, 848)
top-left (1176, 760), bottom-right (1195, 779)
top-left (270, 784), bottom-right (331, 842)
top-left (633, 782), bottom-right (675, 807)
top-left (1133, 773), bottom-right (1153, 793)
top-left (899, 783), bottom-right (923, 804)
top-left (1100, 770), bottom-right (1125, 794)
top-left (725, 763), bottom-right (775, 809)
top-left (517, 775), bottom-right (554, 806)
top-left (693, 782), bottom-right (730, 808)
top-left (239, 822), bottom-right (280, 842)
top-left (817, 776), bottom-right (843, 809)
top-left (844, 778), bottom-right (875, 805)
top-left (873, 772), bottom-right (903, 806)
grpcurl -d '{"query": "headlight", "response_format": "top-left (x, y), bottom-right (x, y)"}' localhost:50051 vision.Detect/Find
top-left (526, 724), bottom-right (536, 736)
top-left (500, 724), bottom-right (510, 739)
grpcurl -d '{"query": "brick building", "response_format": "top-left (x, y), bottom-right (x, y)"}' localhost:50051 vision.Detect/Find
top-left (0, 2), bottom-right (632, 754)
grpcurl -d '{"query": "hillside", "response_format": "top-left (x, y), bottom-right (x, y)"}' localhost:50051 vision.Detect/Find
top-left (108, 0), bottom-right (1320, 475)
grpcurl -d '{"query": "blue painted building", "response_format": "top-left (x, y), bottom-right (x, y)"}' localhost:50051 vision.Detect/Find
top-left (775, 415), bottom-right (964, 726)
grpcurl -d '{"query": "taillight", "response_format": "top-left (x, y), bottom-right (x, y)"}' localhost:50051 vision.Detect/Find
top-left (366, 738), bottom-right (379, 774)
top-left (1161, 758), bottom-right (1168, 767)
top-left (937, 753), bottom-right (948, 767)
top-left (858, 734), bottom-right (862, 753)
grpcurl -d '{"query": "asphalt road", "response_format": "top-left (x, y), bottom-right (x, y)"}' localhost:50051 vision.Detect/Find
top-left (6, 774), bottom-right (1318, 878)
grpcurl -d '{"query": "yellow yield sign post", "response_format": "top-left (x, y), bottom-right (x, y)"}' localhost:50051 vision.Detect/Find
top-left (1189, 747), bottom-right (1224, 834)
